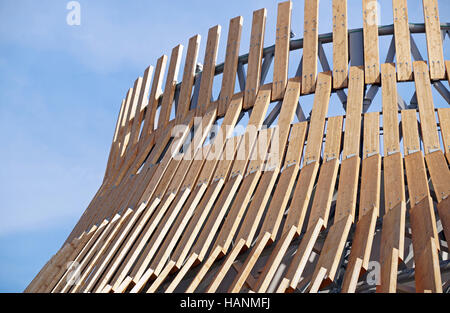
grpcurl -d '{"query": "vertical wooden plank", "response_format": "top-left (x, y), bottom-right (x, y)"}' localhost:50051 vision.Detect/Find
top-left (196, 25), bottom-right (221, 115)
top-left (381, 63), bottom-right (401, 154)
top-left (392, 0), bottom-right (412, 81)
top-left (362, 112), bottom-right (380, 159)
top-left (422, 0), bottom-right (445, 80)
top-left (177, 35), bottom-right (201, 119)
top-left (303, 72), bottom-right (332, 163)
top-left (413, 61), bottom-right (441, 154)
top-left (342, 66), bottom-right (365, 158)
top-left (401, 109), bottom-right (421, 154)
top-left (378, 74), bottom-right (406, 292)
top-left (218, 16), bottom-right (243, 116)
top-left (158, 44), bottom-right (183, 128)
top-left (128, 66), bottom-right (154, 149)
top-left (272, 1), bottom-right (292, 101)
top-left (140, 55), bottom-right (168, 140)
top-left (302, 0), bottom-right (319, 94)
top-left (362, 0), bottom-right (380, 84)
top-left (332, 0), bottom-right (348, 89)
top-left (244, 8), bottom-right (266, 109)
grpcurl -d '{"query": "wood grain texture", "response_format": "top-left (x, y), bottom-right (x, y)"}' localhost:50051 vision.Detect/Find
top-left (272, 1), bottom-right (291, 101)
top-left (218, 16), bottom-right (243, 116)
top-left (332, 0), bottom-right (348, 88)
top-left (381, 63), bottom-right (401, 154)
top-left (302, 0), bottom-right (319, 94)
top-left (244, 8), bottom-right (266, 109)
top-left (392, 0), bottom-right (412, 81)
top-left (362, 0), bottom-right (380, 84)
top-left (422, 0), bottom-right (445, 80)
top-left (177, 35), bottom-right (201, 118)
top-left (413, 61), bottom-right (441, 154)
top-left (197, 25), bottom-right (221, 115)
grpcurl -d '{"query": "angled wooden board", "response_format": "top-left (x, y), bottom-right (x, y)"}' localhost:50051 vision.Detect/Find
top-left (425, 150), bottom-right (450, 203)
top-left (128, 66), bottom-right (154, 150)
top-left (301, 0), bottom-right (319, 94)
top-left (332, 0), bottom-right (348, 89)
top-left (303, 71), bottom-right (332, 162)
top-left (392, 0), bottom-right (412, 81)
top-left (177, 35), bottom-right (201, 119)
top-left (140, 55), bottom-right (168, 140)
top-left (422, 0), bottom-right (445, 80)
top-left (413, 61), bottom-right (440, 154)
top-left (272, 1), bottom-right (291, 101)
top-left (409, 196), bottom-right (442, 292)
top-left (197, 25), bottom-right (221, 115)
top-left (244, 8), bottom-right (266, 109)
top-left (158, 44), bottom-right (183, 128)
top-left (362, 0), bottom-right (380, 84)
top-left (437, 108), bottom-right (450, 156)
top-left (218, 16), bottom-right (243, 116)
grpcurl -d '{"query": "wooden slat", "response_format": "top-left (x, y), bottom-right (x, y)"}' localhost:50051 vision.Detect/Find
top-left (104, 99), bottom-right (127, 181)
top-left (228, 73), bottom-right (333, 293)
top-left (196, 25), bottom-right (221, 115)
top-left (334, 156), bottom-right (360, 221)
top-left (422, 0), bottom-right (445, 80)
top-left (437, 108), bottom-right (450, 156)
top-left (244, 8), bottom-right (266, 109)
top-left (402, 111), bottom-right (441, 292)
top-left (63, 213), bottom-right (122, 292)
top-left (208, 123), bottom-right (306, 291)
top-left (413, 61), bottom-right (441, 154)
top-left (342, 66), bottom-right (364, 158)
top-left (277, 218), bottom-right (323, 292)
top-left (271, 1), bottom-right (291, 101)
top-left (341, 208), bottom-right (377, 292)
top-left (425, 151), bottom-right (450, 203)
top-left (301, 0), bottom-right (319, 94)
top-left (425, 150), bottom-right (450, 244)
top-left (140, 55), bottom-right (168, 140)
top-left (158, 44), bottom-right (183, 128)
top-left (381, 63), bottom-right (401, 154)
top-left (156, 129), bottom-right (274, 293)
top-left (392, 0), bottom-right (412, 81)
top-left (341, 113), bottom-right (380, 292)
top-left (409, 197), bottom-right (443, 292)
top-left (332, 0), bottom-right (348, 89)
top-left (362, 112), bottom-right (380, 159)
top-left (218, 16), bottom-right (243, 116)
top-left (362, 0), bottom-right (380, 84)
top-left (377, 201), bottom-right (406, 293)
top-left (401, 109), bottom-right (421, 154)
top-left (177, 35), bottom-right (201, 119)
top-left (309, 215), bottom-right (353, 292)
top-left (130, 99), bottom-right (246, 290)
top-left (52, 221), bottom-right (108, 292)
top-left (303, 71), bottom-right (332, 162)
top-left (73, 210), bottom-right (135, 293)
top-left (82, 206), bottom-right (147, 292)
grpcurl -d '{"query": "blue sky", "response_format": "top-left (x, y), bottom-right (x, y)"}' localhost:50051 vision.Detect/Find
top-left (0, 0), bottom-right (448, 292)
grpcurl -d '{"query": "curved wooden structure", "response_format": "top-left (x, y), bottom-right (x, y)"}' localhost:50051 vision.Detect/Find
top-left (27, 1), bottom-right (450, 293)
